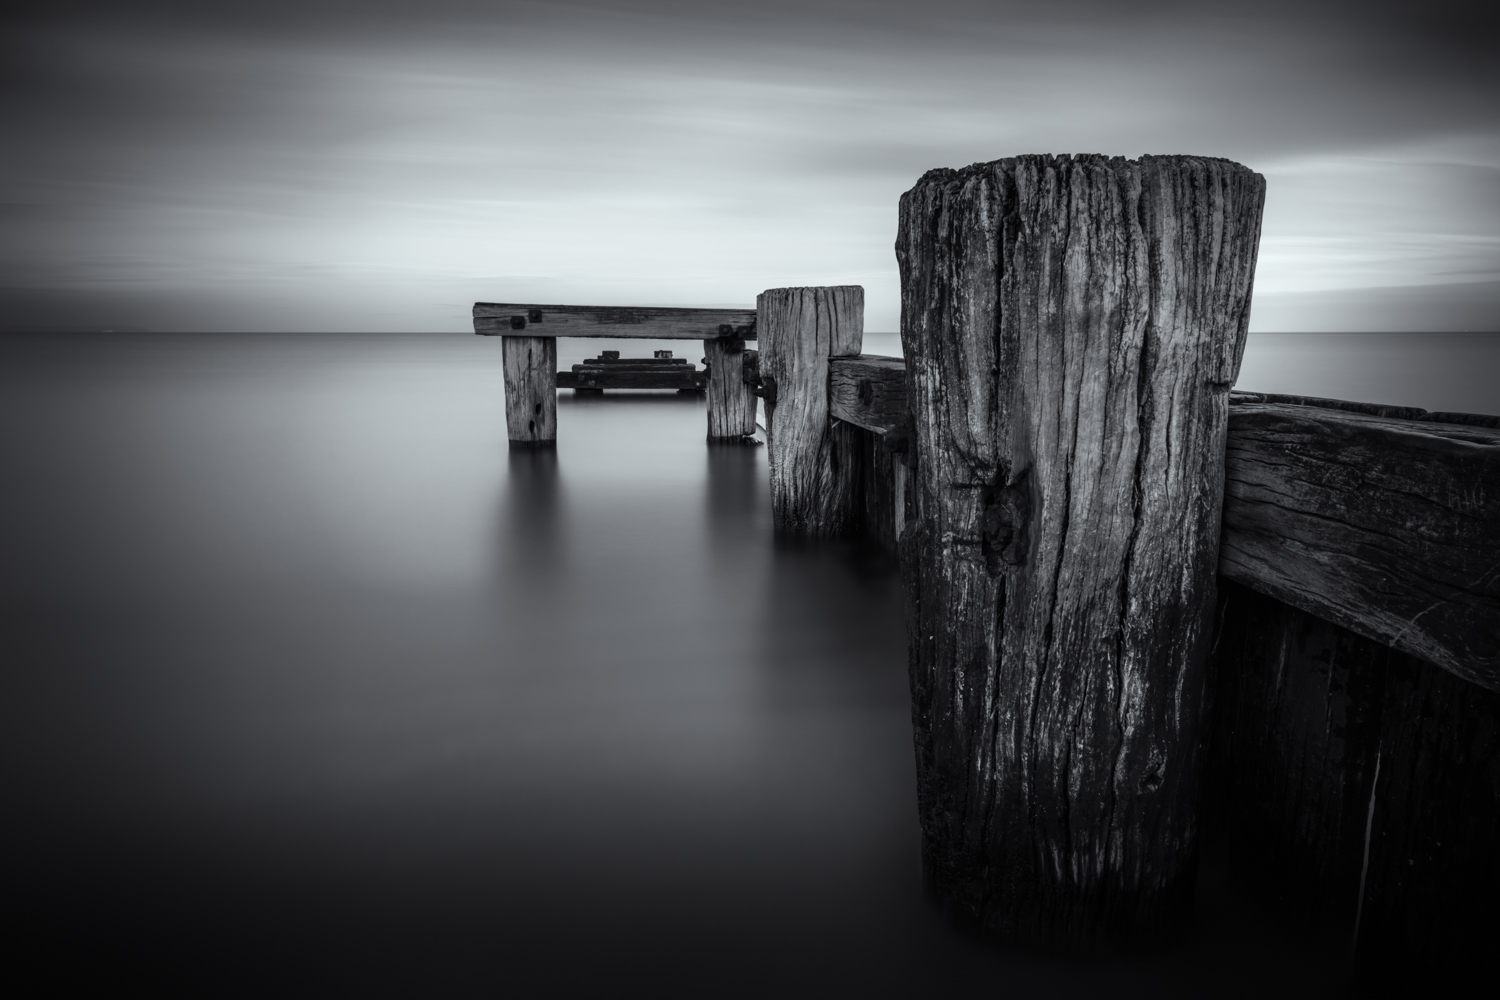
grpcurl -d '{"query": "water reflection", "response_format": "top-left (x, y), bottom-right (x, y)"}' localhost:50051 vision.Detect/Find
top-left (502, 446), bottom-right (562, 581)
top-left (0, 334), bottom-right (1357, 997)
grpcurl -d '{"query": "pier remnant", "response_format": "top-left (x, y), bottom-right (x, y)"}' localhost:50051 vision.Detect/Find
top-left (474, 302), bottom-right (757, 446)
top-left (704, 336), bottom-right (757, 441)
top-left (896, 154), bottom-right (1265, 948)
top-left (501, 335), bottom-right (558, 448)
top-left (758, 285), bottom-right (865, 533)
top-left (558, 352), bottom-right (708, 392)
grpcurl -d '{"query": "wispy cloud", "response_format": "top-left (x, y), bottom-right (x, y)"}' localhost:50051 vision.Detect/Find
top-left (3, 1), bottom-right (1496, 330)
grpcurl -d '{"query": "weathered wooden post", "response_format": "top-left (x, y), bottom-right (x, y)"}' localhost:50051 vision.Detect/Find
top-left (501, 334), bottom-right (557, 448)
top-left (758, 285), bottom-right (864, 533)
top-left (896, 154), bottom-right (1265, 949)
top-left (703, 335), bottom-right (757, 442)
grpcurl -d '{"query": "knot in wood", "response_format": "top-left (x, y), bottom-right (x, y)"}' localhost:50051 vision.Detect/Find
top-left (881, 418), bottom-right (917, 468)
top-left (981, 473), bottom-right (1031, 574)
top-left (740, 349), bottom-right (760, 386)
top-left (759, 375), bottom-right (778, 404)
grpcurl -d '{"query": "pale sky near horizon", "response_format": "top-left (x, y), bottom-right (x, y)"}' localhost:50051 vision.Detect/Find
top-left (3, 0), bottom-right (1497, 332)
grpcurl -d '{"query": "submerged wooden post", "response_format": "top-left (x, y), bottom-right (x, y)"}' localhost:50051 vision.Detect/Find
top-left (501, 335), bottom-right (557, 447)
top-left (758, 285), bottom-right (864, 533)
top-left (896, 155), bottom-right (1265, 949)
top-left (703, 336), bottom-right (757, 442)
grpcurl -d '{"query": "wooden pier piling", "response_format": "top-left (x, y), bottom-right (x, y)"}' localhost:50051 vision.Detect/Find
top-left (758, 285), bottom-right (865, 533)
top-left (895, 154), bottom-right (1266, 949)
top-left (703, 336), bottom-right (757, 441)
top-left (501, 335), bottom-right (558, 448)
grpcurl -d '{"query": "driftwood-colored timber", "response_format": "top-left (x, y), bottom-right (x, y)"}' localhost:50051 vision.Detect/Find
top-left (1208, 580), bottom-right (1500, 990)
top-left (896, 154), bottom-right (1265, 949)
top-left (474, 303), bottom-right (756, 339)
top-left (558, 354), bottom-right (707, 392)
top-left (1220, 396), bottom-right (1500, 693)
top-left (828, 355), bottom-right (908, 434)
top-left (809, 349), bottom-right (1500, 695)
top-left (758, 285), bottom-right (865, 533)
top-left (704, 337), bottom-right (757, 441)
top-left (501, 336), bottom-right (558, 447)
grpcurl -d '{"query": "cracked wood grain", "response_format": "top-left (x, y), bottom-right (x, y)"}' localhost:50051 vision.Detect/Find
top-left (827, 354), bottom-right (908, 434)
top-left (896, 154), bottom-right (1264, 949)
top-left (759, 285), bottom-right (864, 533)
top-left (474, 303), bottom-right (756, 339)
top-left (1220, 399), bottom-right (1500, 692)
top-left (501, 335), bottom-right (557, 447)
top-left (703, 337), bottom-right (757, 440)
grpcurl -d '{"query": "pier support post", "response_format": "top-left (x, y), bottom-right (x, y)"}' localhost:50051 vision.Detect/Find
top-left (501, 335), bottom-right (557, 448)
top-left (896, 155), bottom-right (1264, 949)
top-left (758, 285), bottom-right (864, 533)
top-left (703, 337), bottom-right (757, 442)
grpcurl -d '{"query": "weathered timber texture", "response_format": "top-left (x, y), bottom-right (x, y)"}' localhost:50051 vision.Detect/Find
top-left (759, 285), bottom-right (865, 533)
top-left (846, 422), bottom-right (908, 550)
top-left (896, 154), bottom-right (1265, 949)
top-left (1206, 580), bottom-right (1500, 990)
top-left (1206, 580), bottom-right (1388, 946)
top-left (828, 354), bottom-right (908, 434)
top-left (474, 303), bottom-right (756, 339)
top-left (1353, 638), bottom-right (1500, 991)
top-left (558, 359), bottom-right (706, 391)
top-left (1220, 398), bottom-right (1500, 693)
top-left (1231, 390), bottom-right (1500, 430)
top-left (704, 337), bottom-right (757, 440)
top-left (501, 335), bottom-right (557, 447)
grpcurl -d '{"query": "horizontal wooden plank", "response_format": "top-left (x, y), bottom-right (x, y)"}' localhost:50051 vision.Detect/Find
top-left (827, 354), bottom-right (907, 433)
top-left (578, 357), bottom-right (689, 366)
top-left (558, 369), bottom-right (706, 390)
top-left (1231, 390), bottom-right (1500, 429)
top-left (474, 303), bottom-right (756, 339)
top-left (1219, 399), bottom-right (1500, 692)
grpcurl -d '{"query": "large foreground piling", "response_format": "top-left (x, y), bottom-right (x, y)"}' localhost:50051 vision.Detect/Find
top-left (759, 285), bottom-right (864, 532)
top-left (896, 154), bottom-right (1265, 949)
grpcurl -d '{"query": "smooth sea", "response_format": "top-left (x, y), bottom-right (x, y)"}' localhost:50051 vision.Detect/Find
top-left (3, 331), bottom-right (1495, 996)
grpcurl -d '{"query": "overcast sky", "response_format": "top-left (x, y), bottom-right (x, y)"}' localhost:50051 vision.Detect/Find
top-left (3, 0), bottom-right (1496, 332)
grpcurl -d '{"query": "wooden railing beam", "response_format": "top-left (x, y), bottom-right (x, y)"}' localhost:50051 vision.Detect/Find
top-left (474, 303), bottom-right (756, 340)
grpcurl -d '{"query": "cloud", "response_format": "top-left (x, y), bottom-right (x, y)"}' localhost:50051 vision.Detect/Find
top-left (3, 1), bottom-right (1497, 331)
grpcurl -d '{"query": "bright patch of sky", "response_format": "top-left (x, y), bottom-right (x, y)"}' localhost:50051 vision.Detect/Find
top-left (3, 1), bottom-right (1496, 331)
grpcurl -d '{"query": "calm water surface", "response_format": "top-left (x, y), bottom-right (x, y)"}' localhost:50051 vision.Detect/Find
top-left (8, 330), bottom-right (1483, 996)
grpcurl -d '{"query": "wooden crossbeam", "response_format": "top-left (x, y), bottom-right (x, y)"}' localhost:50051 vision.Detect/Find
top-left (1220, 395), bottom-right (1500, 692)
top-left (827, 354), bottom-right (907, 433)
top-left (473, 303), bottom-right (756, 339)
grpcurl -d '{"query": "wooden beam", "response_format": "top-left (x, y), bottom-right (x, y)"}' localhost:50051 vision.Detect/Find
top-left (474, 303), bottom-right (756, 339)
top-left (828, 354), bottom-right (907, 434)
top-left (558, 366), bottom-right (706, 391)
top-left (1220, 396), bottom-right (1500, 693)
